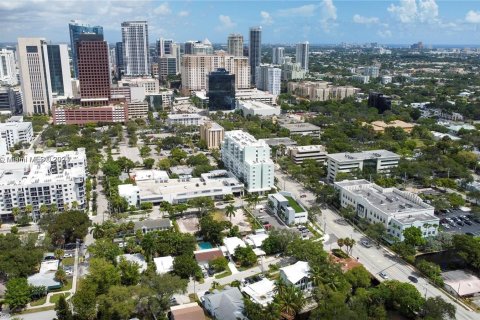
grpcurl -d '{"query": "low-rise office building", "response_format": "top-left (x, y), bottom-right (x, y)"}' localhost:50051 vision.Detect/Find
top-left (200, 121), bottom-right (224, 149)
top-left (326, 149), bottom-right (400, 183)
top-left (0, 148), bottom-right (86, 220)
top-left (119, 170), bottom-right (243, 205)
top-left (236, 100), bottom-right (280, 117)
top-left (364, 120), bottom-right (415, 133)
top-left (268, 191), bottom-right (308, 225)
top-left (52, 104), bottom-right (129, 125)
top-left (235, 88), bottom-right (276, 105)
top-left (127, 101), bottom-right (149, 119)
top-left (286, 145), bottom-right (327, 164)
top-left (167, 113), bottom-right (203, 127)
top-left (279, 122), bottom-right (321, 137)
top-left (335, 179), bottom-right (439, 241)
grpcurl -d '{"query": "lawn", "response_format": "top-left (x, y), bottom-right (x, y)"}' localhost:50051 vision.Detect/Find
top-left (62, 257), bottom-right (74, 266)
top-left (211, 210), bottom-right (226, 221)
top-left (50, 292), bottom-right (71, 304)
top-left (30, 296), bottom-right (47, 306)
top-left (19, 305), bottom-right (55, 314)
top-left (214, 265), bottom-right (232, 279)
top-left (285, 196), bottom-right (304, 213)
top-left (51, 279), bottom-right (73, 292)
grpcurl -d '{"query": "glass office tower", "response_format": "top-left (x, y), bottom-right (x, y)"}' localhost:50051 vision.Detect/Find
top-left (208, 68), bottom-right (236, 111)
top-left (69, 20), bottom-right (103, 78)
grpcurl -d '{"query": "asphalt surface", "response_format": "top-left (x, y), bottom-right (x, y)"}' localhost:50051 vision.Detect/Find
top-left (440, 210), bottom-right (480, 236)
top-left (274, 170), bottom-right (480, 320)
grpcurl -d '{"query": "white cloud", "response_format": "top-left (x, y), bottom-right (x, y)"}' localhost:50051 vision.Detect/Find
top-left (377, 30), bottom-right (393, 38)
top-left (178, 10), bottom-right (189, 17)
top-left (218, 15), bottom-right (236, 28)
top-left (320, 0), bottom-right (337, 32)
top-left (353, 14), bottom-right (380, 24)
top-left (154, 3), bottom-right (171, 15)
top-left (277, 4), bottom-right (316, 17)
top-left (388, 0), bottom-right (439, 24)
top-left (260, 11), bottom-right (273, 25)
top-left (466, 10), bottom-right (480, 24)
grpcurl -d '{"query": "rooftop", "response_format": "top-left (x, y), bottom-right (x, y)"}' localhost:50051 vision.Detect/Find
top-left (223, 237), bottom-right (246, 256)
top-left (284, 195), bottom-right (305, 213)
top-left (279, 122), bottom-right (321, 132)
top-left (237, 100), bottom-right (278, 110)
top-left (288, 145), bottom-right (326, 152)
top-left (443, 270), bottom-right (480, 296)
top-left (170, 302), bottom-right (205, 320)
top-left (203, 287), bottom-right (245, 320)
top-left (153, 256), bottom-right (174, 274)
top-left (242, 278), bottom-right (275, 306)
top-left (280, 261), bottom-right (310, 284)
top-left (260, 137), bottom-right (297, 147)
top-left (134, 218), bottom-right (172, 231)
top-left (225, 130), bottom-right (269, 148)
top-left (327, 149), bottom-right (400, 162)
top-left (168, 113), bottom-right (202, 120)
top-left (117, 253), bottom-right (147, 272)
top-left (194, 248), bottom-right (224, 263)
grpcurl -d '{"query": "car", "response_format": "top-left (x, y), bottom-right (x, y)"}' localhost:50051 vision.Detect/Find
top-left (300, 194), bottom-right (307, 198)
top-left (408, 276), bottom-right (418, 283)
top-left (442, 223), bottom-right (450, 229)
top-left (63, 253), bottom-right (73, 258)
top-left (457, 221), bottom-right (465, 226)
top-left (465, 220), bottom-right (473, 226)
top-left (379, 272), bottom-right (389, 279)
top-left (361, 240), bottom-right (373, 248)
top-left (259, 208), bottom-right (265, 212)
top-left (466, 232), bottom-right (475, 236)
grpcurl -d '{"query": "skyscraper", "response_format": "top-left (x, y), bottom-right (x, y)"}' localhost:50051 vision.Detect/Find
top-left (46, 44), bottom-right (73, 98)
top-left (68, 20), bottom-right (103, 78)
top-left (227, 34), bottom-right (244, 57)
top-left (272, 47), bottom-right (284, 65)
top-left (156, 38), bottom-right (174, 57)
top-left (76, 34), bottom-right (110, 105)
top-left (121, 21), bottom-right (149, 76)
top-left (207, 68), bottom-right (236, 111)
top-left (0, 49), bottom-right (17, 86)
top-left (249, 27), bottom-right (262, 85)
top-left (17, 38), bottom-right (52, 115)
top-left (255, 64), bottom-right (281, 96)
top-left (295, 41), bottom-right (309, 72)
top-left (115, 42), bottom-right (124, 77)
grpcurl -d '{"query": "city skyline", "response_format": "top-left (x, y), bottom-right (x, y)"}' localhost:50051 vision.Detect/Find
top-left (0, 1), bottom-right (479, 45)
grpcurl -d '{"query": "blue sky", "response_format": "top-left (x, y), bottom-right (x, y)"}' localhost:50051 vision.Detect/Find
top-left (1, 0), bottom-right (480, 45)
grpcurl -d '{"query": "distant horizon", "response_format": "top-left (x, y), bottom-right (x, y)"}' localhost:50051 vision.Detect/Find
top-left (1, 1), bottom-right (480, 45)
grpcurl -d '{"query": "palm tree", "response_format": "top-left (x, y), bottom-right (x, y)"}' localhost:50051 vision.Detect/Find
top-left (91, 223), bottom-right (104, 239)
top-left (274, 284), bottom-right (305, 318)
top-left (337, 238), bottom-right (345, 252)
top-left (344, 237), bottom-right (356, 255)
top-left (211, 281), bottom-right (220, 290)
top-left (54, 249), bottom-right (65, 260)
top-left (225, 204), bottom-right (236, 222)
top-left (12, 207), bottom-right (20, 221)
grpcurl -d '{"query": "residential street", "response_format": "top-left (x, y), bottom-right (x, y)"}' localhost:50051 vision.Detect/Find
top-left (275, 171), bottom-right (480, 320)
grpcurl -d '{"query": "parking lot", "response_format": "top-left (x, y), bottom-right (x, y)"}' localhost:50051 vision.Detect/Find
top-left (251, 203), bottom-right (288, 230)
top-left (438, 209), bottom-right (480, 236)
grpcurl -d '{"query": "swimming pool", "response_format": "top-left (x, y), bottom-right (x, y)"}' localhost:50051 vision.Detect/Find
top-left (198, 241), bottom-right (213, 250)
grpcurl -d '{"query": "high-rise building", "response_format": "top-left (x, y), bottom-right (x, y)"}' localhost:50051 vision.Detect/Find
top-left (77, 34), bottom-right (110, 105)
top-left (255, 64), bottom-right (281, 96)
top-left (68, 20), bottom-right (103, 78)
top-left (221, 130), bottom-right (274, 193)
top-left (295, 41), bottom-right (309, 72)
top-left (181, 54), bottom-right (250, 93)
top-left (121, 21), bottom-right (149, 76)
top-left (364, 66), bottom-right (380, 78)
top-left (249, 27), bottom-right (262, 85)
top-left (272, 47), bottom-right (284, 65)
top-left (184, 39), bottom-right (213, 55)
top-left (46, 44), bottom-right (72, 98)
top-left (281, 61), bottom-right (306, 81)
top-left (227, 34), bottom-right (244, 57)
top-left (0, 49), bottom-right (17, 85)
top-left (156, 38), bottom-right (174, 57)
top-left (207, 68), bottom-right (235, 111)
top-left (200, 121), bottom-right (225, 149)
top-left (17, 38), bottom-right (52, 115)
top-left (0, 87), bottom-right (20, 113)
top-left (0, 120), bottom-right (33, 150)
top-left (115, 42), bottom-right (124, 77)
top-left (159, 56), bottom-right (178, 80)
top-left (171, 43), bottom-right (181, 73)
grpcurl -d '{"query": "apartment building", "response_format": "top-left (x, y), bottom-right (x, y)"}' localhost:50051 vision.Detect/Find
top-left (167, 113), bottom-right (202, 127)
top-left (335, 179), bottom-right (439, 241)
top-left (121, 21), bottom-right (149, 76)
top-left (0, 120), bottom-right (34, 150)
top-left (0, 148), bottom-right (87, 221)
top-left (0, 49), bottom-right (18, 85)
top-left (200, 121), bottom-right (225, 149)
top-left (221, 130), bottom-right (274, 193)
top-left (287, 81), bottom-right (359, 101)
top-left (286, 145), bottom-right (327, 164)
top-left (118, 77), bottom-right (159, 94)
top-left (181, 54), bottom-right (250, 93)
top-left (326, 150), bottom-right (400, 183)
top-left (127, 101), bottom-right (148, 119)
top-left (255, 64), bottom-right (281, 96)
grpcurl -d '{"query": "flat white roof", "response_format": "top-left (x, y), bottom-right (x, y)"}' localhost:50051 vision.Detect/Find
top-left (238, 100), bottom-right (277, 110)
top-left (245, 233), bottom-right (268, 247)
top-left (242, 278), bottom-right (275, 306)
top-left (133, 169), bottom-right (169, 181)
top-left (118, 253), bottom-right (148, 272)
top-left (327, 149), bottom-right (400, 162)
top-left (168, 113), bottom-right (201, 119)
top-left (153, 256), bottom-right (174, 274)
top-left (223, 237), bottom-right (246, 256)
top-left (443, 270), bottom-right (480, 296)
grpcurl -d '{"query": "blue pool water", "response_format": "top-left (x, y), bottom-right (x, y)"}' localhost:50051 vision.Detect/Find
top-left (198, 241), bottom-right (213, 250)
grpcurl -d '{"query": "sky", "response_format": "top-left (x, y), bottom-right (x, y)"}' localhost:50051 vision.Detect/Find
top-left (1, 0), bottom-right (480, 45)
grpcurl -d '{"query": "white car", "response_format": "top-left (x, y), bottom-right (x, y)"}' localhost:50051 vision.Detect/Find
top-left (63, 253), bottom-right (73, 258)
top-left (379, 272), bottom-right (389, 279)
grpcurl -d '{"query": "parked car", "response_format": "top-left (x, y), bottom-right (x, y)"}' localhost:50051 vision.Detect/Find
top-left (379, 272), bottom-right (389, 279)
top-left (442, 223), bottom-right (450, 229)
top-left (300, 194), bottom-right (307, 198)
top-left (361, 240), bottom-right (373, 248)
top-left (465, 220), bottom-right (473, 226)
top-left (408, 276), bottom-right (418, 283)
top-left (457, 221), bottom-right (464, 226)
top-left (63, 253), bottom-right (73, 258)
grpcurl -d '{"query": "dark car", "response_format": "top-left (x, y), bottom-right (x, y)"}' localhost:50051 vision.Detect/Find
top-left (466, 232), bottom-right (475, 236)
top-left (457, 221), bottom-right (464, 226)
top-left (465, 220), bottom-right (473, 226)
top-left (408, 276), bottom-right (418, 283)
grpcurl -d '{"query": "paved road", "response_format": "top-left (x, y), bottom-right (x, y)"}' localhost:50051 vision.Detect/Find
top-left (275, 171), bottom-right (480, 320)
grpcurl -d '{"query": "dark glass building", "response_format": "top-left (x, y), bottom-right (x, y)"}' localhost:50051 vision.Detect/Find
top-left (69, 21), bottom-right (103, 78)
top-left (115, 42), bottom-right (124, 77)
top-left (47, 45), bottom-right (65, 96)
top-left (249, 26), bottom-right (262, 85)
top-left (368, 92), bottom-right (392, 113)
top-left (208, 68), bottom-right (235, 111)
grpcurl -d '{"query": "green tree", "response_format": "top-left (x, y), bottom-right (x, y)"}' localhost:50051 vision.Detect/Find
top-left (4, 278), bottom-right (31, 312)
top-left (225, 204), bottom-right (236, 222)
top-left (365, 223), bottom-right (387, 245)
top-left (345, 266), bottom-right (371, 290)
top-left (46, 210), bottom-right (90, 246)
top-left (97, 285), bottom-right (137, 320)
top-left (72, 279), bottom-right (98, 320)
top-left (172, 254), bottom-right (202, 279)
top-left (88, 238), bottom-right (122, 263)
top-left (273, 284), bottom-right (305, 318)
top-left (234, 246), bottom-right (257, 267)
top-left (403, 226), bottom-right (426, 247)
top-left (88, 258), bottom-right (121, 295)
top-left (416, 260), bottom-right (444, 286)
top-left (143, 158), bottom-right (155, 169)
top-left (55, 269), bottom-right (68, 285)
top-left (209, 256), bottom-right (228, 273)
top-left (55, 294), bottom-right (73, 320)
top-left (187, 196), bottom-right (214, 215)
top-left (420, 296), bottom-right (456, 320)
top-left (262, 228), bottom-right (300, 255)
top-left (118, 257), bottom-right (141, 286)
top-left (198, 214), bottom-right (229, 245)
top-left (157, 158), bottom-right (171, 170)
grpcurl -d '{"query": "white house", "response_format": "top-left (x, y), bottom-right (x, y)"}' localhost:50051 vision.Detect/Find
top-left (242, 278), bottom-right (275, 306)
top-left (279, 261), bottom-right (312, 291)
top-left (223, 237), bottom-right (246, 256)
top-left (153, 256), bottom-right (174, 274)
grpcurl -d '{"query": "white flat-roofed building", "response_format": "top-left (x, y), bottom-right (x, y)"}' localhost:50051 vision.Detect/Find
top-left (118, 77), bottom-right (159, 94)
top-left (287, 145), bottom-right (327, 164)
top-left (132, 169), bottom-right (169, 182)
top-left (223, 237), bottom-right (246, 256)
top-left (326, 149), bottom-right (400, 183)
top-left (153, 256), bottom-right (174, 274)
top-left (119, 170), bottom-right (243, 205)
top-left (255, 64), bottom-right (281, 96)
top-left (242, 278), bottom-right (275, 306)
top-left (200, 121), bottom-right (224, 149)
top-left (118, 184), bottom-right (139, 206)
top-left (117, 253), bottom-right (147, 272)
top-left (0, 148), bottom-right (87, 220)
top-left (335, 179), bottom-right (439, 241)
top-left (268, 191), bottom-right (308, 225)
top-left (0, 121), bottom-right (33, 150)
top-left (221, 130), bottom-right (274, 193)
top-left (235, 89), bottom-right (276, 105)
top-left (236, 100), bottom-right (280, 117)
top-left (167, 113), bottom-right (203, 126)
